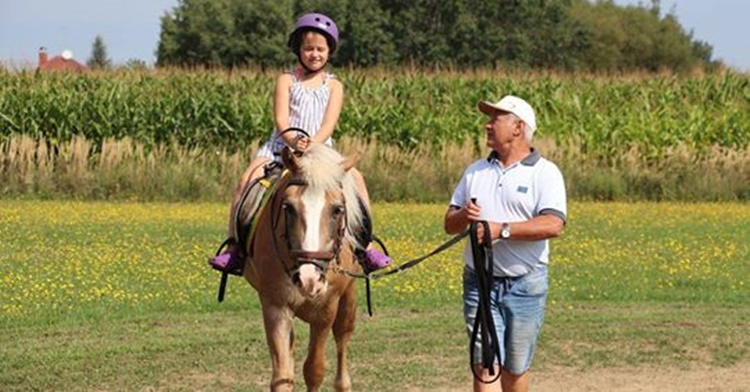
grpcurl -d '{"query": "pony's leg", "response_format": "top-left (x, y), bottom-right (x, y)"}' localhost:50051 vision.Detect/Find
top-left (262, 304), bottom-right (296, 391)
top-left (332, 285), bottom-right (356, 392)
top-left (303, 317), bottom-right (334, 391)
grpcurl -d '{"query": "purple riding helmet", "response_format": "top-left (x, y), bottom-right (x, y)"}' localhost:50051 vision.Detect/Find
top-left (287, 12), bottom-right (340, 55)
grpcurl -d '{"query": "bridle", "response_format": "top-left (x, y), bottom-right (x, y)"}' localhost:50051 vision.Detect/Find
top-left (269, 174), bottom-right (348, 282)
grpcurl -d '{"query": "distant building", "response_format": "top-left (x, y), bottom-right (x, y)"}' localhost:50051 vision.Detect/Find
top-left (37, 47), bottom-right (87, 72)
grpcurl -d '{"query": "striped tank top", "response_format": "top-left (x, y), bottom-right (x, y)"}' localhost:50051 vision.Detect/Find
top-left (257, 70), bottom-right (335, 160)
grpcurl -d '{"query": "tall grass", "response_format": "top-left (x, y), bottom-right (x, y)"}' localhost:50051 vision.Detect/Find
top-left (0, 135), bottom-right (250, 201)
top-left (1, 135), bottom-right (748, 201)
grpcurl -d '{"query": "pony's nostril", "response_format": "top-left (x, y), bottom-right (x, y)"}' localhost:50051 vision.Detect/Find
top-left (291, 273), bottom-right (301, 285)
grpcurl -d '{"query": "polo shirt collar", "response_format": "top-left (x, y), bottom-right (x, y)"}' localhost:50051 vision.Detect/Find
top-left (486, 149), bottom-right (541, 166)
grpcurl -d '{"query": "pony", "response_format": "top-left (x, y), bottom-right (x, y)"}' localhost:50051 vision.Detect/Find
top-left (242, 143), bottom-right (366, 391)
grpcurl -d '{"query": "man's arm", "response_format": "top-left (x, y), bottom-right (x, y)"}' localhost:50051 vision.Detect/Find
top-left (495, 214), bottom-right (565, 241)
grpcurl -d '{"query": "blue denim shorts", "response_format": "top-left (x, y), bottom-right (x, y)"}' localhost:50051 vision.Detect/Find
top-left (463, 265), bottom-right (548, 375)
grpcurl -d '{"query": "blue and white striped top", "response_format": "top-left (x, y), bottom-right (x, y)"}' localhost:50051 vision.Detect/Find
top-left (257, 70), bottom-right (335, 160)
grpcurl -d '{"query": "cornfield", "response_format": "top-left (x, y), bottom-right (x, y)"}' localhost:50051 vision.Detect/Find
top-left (1, 68), bottom-right (748, 162)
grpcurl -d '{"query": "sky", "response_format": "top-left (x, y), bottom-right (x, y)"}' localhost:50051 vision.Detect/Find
top-left (0, 0), bottom-right (748, 71)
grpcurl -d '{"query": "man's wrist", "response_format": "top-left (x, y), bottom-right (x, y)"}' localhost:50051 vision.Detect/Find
top-left (500, 222), bottom-right (511, 239)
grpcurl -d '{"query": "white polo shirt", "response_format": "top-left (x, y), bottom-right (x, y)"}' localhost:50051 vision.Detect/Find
top-left (449, 150), bottom-right (567, 277)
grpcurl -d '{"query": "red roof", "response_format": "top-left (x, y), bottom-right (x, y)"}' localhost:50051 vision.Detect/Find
top-left (37, 48), bottom-right (87, 72)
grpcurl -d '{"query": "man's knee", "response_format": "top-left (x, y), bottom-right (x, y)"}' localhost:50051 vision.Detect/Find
top-left (501, 369), bottom-right (529, 392)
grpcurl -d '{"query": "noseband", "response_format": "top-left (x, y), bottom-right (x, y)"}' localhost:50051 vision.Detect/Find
top-left (270, 176), bottom-right (347, 279)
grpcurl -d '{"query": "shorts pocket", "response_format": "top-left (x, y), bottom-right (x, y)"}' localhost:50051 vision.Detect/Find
top-left (514, 267), bottom-right (548, 297)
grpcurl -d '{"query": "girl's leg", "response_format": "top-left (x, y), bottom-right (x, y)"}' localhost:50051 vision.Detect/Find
top-left (349, 167), bottom-right (371, 208)
top-left (227, 157), bottom-right (271, 238)
top-left (349, 168), bottom-right (391, 270)
top-left (209, 156), bottom-right (270, 272)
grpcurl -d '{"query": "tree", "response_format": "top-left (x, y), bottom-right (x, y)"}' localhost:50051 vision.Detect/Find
top-left (337, 0), bottom-right (396, 67)
top-left (157, 0), bottom-right (293, 69)
top-left (87, 35), bottom-right (112, 69)
top-left (155, 0), bottom-right (717, 72)
top-left (230, 0), bottom-right (294, 70)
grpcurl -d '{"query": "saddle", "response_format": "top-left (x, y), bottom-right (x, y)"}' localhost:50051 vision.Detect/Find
top-left (233, 162), bottom-right (286, 259)
top-left (212, 162), bottom-right (285, 302)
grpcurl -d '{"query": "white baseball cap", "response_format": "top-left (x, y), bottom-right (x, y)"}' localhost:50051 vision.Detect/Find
top-left (478, 95), bottom-right (537, 132)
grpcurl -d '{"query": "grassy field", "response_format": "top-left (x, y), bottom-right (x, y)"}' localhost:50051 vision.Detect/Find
top-left (1, 200), bottom-right (748, 391)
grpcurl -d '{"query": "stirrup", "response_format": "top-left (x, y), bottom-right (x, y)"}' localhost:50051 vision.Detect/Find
top-left (355, 235), bottom-right (390, 317)
top-left (364, 248), bottom-right (392, 271)
top-left (212, 238), bottom-right (243, 303)
top-left (208, 238), bottom-right (244, 276)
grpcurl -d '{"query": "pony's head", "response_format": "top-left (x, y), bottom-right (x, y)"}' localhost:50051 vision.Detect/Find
top-left (273, 144), bottom-right (363, 298)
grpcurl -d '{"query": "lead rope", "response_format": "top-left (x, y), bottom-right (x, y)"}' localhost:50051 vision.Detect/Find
top-left (468, 220), bottom-right (502, 384)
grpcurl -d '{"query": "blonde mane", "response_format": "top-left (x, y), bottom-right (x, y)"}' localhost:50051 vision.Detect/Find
top-left (296, 144), bottom-right (365, 247)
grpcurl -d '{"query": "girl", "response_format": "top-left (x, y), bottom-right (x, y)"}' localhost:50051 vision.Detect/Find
top-left (209, 12), bottom-right (390, 274)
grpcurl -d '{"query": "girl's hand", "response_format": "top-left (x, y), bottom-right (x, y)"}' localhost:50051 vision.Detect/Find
top-left (290, 134), bottom-right (310, 152)
top-left (296, 136), bottom-right (310, 151)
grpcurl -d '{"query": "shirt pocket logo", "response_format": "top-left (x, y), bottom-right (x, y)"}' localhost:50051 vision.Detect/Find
top-left (516, 186), bottom-right (528, 194)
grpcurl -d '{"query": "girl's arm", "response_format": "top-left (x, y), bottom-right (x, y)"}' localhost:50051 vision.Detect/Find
top-left (273, 73), bottom-right (296, 145)
top-left (312, 78), bottom-right (343, 144)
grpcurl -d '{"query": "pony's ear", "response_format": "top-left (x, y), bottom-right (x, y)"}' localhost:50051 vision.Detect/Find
top-left (281, 147), bottom-right (302, 171)
top-left (340, 153), bottom-right (360, 172)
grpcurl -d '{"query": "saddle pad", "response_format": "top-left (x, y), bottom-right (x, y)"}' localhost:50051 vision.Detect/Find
top-left (234, 165), bottom-right (287, 253)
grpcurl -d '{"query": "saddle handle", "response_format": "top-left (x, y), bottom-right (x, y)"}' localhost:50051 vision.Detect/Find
top-left (278, 127), bottom-right (311, 154)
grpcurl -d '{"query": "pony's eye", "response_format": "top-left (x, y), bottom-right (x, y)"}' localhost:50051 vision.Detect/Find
top-left (282, 201), bottom-right (296, 215)
top-left (331, 204), bottom-right (345, 217)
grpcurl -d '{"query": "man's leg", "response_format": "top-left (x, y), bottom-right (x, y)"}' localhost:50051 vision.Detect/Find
top-left (501, 370), bottom-right (529, 392)
top-left (501, 267), bottom-right (548, 392)
top-left (472, 364), bottom-right (502, 392)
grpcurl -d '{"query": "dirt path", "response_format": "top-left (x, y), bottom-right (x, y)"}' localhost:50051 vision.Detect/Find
top-left (411, 363), bottom-right (750, 392)
top-left (532, 364), bottom-right (750, 392)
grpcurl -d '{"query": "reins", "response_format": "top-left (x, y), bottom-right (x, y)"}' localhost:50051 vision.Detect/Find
top-left (333, 227), bottom-right (470, 317)
top-left (468, 221), bottom-right (502, 384)
top-left (335, 229), bottom-right (469, 281)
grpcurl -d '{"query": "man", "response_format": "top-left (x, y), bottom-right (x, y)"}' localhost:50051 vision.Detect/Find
top-left (444, 95), bottom-right (567, 392)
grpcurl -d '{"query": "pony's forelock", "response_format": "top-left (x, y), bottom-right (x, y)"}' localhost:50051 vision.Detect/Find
top-left (298, 144), bottom-right (364, 245)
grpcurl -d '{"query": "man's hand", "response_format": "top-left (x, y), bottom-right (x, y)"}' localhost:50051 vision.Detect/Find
top-left (445, 198), bottom-right (491, 236)
top-left (473, 221), bottom-right (499, 244)
top-left (465, 198), bottom-right (481, 221)
top-left (466, 199), bottom-right (498, 243)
